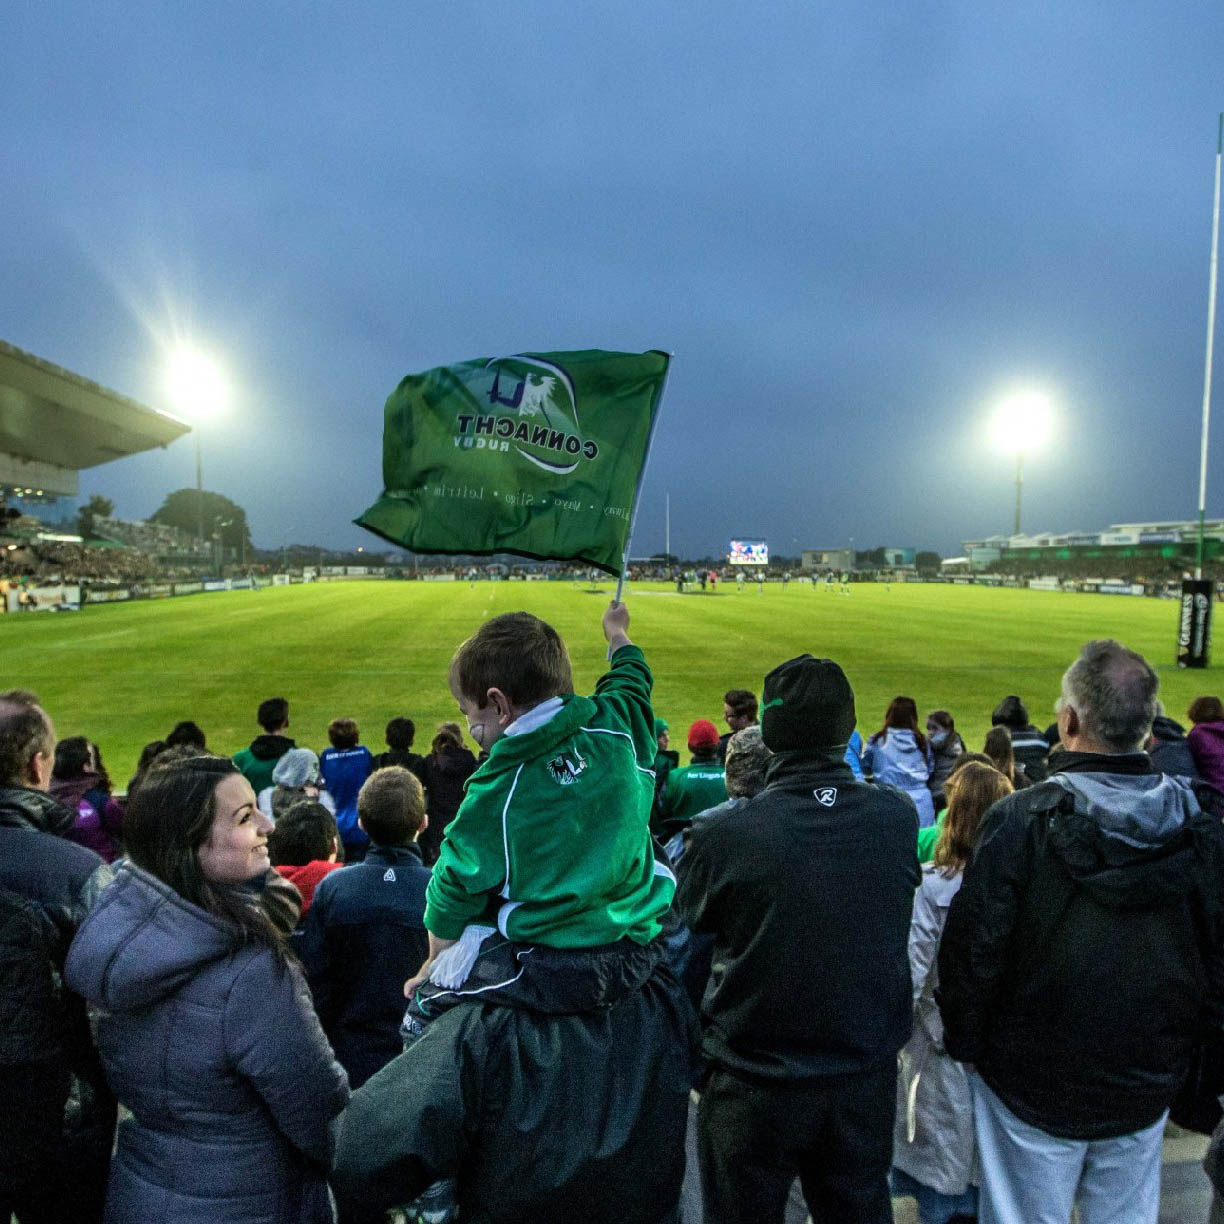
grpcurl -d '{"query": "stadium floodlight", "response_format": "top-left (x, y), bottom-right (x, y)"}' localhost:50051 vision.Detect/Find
top-left (164, 346), bottom-right (230, 544)
top-left (991, 391), bottom-right (1053, 536)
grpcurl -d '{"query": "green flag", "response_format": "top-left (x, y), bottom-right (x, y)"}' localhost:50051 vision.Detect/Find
top-left (355, 349), bottom-right (668, 574)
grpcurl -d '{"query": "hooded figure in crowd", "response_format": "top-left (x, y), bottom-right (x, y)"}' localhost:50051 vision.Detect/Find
top-left (990, 695), bottom-right (1050, 784)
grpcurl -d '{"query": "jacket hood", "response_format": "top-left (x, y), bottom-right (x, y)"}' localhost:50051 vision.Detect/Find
top-left (49, 772), bottom-right (104, 810)
top-left (475, 695), bottom-right (597, 778)
top-left (276, 860), bottom-right (338, 889)
top-left (0, 785), bottom-right (78, 837)
top-left (248, 734), bottom-right (295, 761)
top-left (763, 749), bottom-right (856, 788)
top-left (877, 728), bottom-right (923, 753)
top-left (992, 695), bottom-right (1029, 729)
top-left (429, 742), bottom-right (477, 776)
top-left (65, 861), bottom-right (241, 1011)
top-left (919, 862), bottom-right (963, 908)
top-left (1151, 715), bottom-right (1187, 743)
top-left (1046, 772), bottom-right (1206, 908)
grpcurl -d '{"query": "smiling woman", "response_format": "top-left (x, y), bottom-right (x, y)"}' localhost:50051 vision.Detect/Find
top-left (63, 754), bottom-right (350, 1223)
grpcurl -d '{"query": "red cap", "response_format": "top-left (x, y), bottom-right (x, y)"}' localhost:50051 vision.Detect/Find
top-left (688, 719), bottom-right (720, 751)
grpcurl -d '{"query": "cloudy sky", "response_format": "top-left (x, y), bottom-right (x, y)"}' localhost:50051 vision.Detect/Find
top-left (3, 2), bottom-right (1222, 559)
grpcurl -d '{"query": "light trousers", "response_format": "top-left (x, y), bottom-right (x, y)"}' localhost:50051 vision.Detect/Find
top-left (970, 1073), bottom-right (1165, 1224)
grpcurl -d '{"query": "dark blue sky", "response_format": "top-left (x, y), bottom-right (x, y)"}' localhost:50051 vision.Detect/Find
top-left (3, 2), bottom-right (1222, 559)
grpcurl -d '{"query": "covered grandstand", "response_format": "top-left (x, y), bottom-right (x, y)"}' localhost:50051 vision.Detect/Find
top-left (963, 521), bottom-right (1224, 581)
top-left (1, 339), bottom-right (193, 595)
top-left (0, 337), bottom-right (189, 505)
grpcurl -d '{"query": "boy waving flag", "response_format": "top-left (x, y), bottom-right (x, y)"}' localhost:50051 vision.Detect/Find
top-left (356, 348), bottom-right (668, 575)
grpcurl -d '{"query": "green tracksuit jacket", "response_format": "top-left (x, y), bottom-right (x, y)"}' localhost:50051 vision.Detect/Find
top-left (662, 759), bottom-right (727, 827)
top-left (424, 644), bottom-right (675, 947)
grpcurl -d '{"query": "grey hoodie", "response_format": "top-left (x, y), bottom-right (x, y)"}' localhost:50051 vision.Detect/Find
top-left (1047, 771), bottom-right (1205, 909)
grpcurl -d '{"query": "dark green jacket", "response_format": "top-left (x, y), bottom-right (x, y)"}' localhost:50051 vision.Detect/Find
top-left (662, 758), bottom-right (727, 828)
top-left (232, 734), bottom-right (295, 795)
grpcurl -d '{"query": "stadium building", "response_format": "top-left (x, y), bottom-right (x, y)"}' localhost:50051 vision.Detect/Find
top-left (801, 548), bottom-right (855, 572)
top-left (1, 337), bottom-right (189, 522)
top-left (962, 521), bottom-right (1224, 576)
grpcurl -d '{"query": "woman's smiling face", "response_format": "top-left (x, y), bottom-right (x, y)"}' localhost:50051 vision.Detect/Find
top-left (198, 773), bottom-right (272, 885)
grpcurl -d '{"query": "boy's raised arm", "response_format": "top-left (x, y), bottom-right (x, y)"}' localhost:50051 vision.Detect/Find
top-left (602, 599), bottom-right (632, 654)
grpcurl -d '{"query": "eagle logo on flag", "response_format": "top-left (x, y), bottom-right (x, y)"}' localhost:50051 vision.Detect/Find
top-left (484, 356), bottom-right (589, 475)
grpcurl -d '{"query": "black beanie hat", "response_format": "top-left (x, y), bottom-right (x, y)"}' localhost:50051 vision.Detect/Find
top-left (760, 654), bottom-right (856, 752)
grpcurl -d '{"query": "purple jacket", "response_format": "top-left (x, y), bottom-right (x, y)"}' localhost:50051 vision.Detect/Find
top-left (1189, 721), bottom-right (1224, 791)
top-left (49, 773), bottom-right (121, 863)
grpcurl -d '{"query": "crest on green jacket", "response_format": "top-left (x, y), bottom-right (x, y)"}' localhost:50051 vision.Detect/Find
top-left (546, 750), bottom-right (587, 786)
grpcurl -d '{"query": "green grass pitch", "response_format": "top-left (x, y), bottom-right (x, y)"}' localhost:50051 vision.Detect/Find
top-left (0, 579), bottom-right (1212, 784)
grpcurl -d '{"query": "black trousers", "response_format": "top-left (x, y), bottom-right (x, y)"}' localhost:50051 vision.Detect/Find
top-left (697, 1062), bottom-right (895, 1224)
top-left (0, 1060), bottom-right (72, 1224)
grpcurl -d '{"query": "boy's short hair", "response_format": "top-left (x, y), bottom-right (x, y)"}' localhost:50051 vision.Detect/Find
top-left (723, 689), bottom-right (758, 720)
top-left (385, 716), bottom-right (416, 752)
top-left (166, 720), bottom-right (207, 750)
top-left (450, 612), bottom-right (573, 707)
top-left (358, 766), bottom-right (425, 847)
top-left (328, 718), bottom-right (360, 749)
top-left (258, 697), bottom-right (289, 732)
top-left (268, 800), bottom-right (337, 866)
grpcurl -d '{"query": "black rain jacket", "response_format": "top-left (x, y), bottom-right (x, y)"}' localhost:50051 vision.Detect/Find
top-left (332, 957), bottom-right (697, 1224)
top-left (938, 752), bottom-right (1224, 1139)
top-left (676, 751), bottom-right (920, 1080)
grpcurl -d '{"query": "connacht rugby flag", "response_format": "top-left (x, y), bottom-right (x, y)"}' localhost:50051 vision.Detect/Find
top-left (355, 349), bottom-right (668, 575)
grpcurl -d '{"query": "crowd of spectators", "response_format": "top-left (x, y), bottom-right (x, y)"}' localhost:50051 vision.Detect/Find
top-left (7, 616), bottom-right (1224, 1223)
top-left (0, 538), bottom-right (162, 583)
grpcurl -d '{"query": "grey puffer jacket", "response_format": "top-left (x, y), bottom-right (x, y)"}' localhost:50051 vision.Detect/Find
top-left (65, 862), bottom-right (349, 1224)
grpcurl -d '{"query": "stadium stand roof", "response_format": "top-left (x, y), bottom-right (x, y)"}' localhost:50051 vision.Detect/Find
top-left (0, 338), bottom-right (189, 497)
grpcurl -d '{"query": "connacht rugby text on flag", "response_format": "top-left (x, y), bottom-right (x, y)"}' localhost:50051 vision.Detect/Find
top-left (355, 349), bottom-right (668, 575)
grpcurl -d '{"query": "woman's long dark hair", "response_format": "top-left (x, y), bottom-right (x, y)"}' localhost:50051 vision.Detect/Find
top-left (123, 754), bottom-right (292, 962)
top-left (53, 736), bottom-right (113, 794)
top-left (873, 696), bottom-right (927, 753)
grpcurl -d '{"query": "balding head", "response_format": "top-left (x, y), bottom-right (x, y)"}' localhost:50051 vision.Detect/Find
top-left (0, 689), bottom-right (55, 789)
top-left (1057, 641), bottom-right (1159, 755)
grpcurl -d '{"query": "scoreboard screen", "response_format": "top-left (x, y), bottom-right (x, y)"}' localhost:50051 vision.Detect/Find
top-left (728, 540), bottom-right (769, 566)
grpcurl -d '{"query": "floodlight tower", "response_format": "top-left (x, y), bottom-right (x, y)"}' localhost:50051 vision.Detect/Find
top-left (165, 347), bottom-right (230, 543)
top-left (991, 392), bottom-right (1053, 536)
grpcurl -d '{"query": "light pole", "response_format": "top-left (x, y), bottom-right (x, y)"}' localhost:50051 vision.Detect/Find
top-left (195, 430), bottom-right (204, 543)
top-left (1014, 451), bottom-right (1024, 537)
top-left (991, 392), bottom-right (1053, 537)
top-left (165, 346), bottom-right (230, 546)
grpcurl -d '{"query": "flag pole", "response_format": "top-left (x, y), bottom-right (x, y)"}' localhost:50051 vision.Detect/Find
top-left (614, 355), bottom-right (672, 604)
top-left (1197, 113), bottom-right (1223, 580)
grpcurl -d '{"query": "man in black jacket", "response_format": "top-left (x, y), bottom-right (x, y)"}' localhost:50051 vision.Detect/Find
top-left (939, 639), bottom-right (1224, 1224)
top-left (677, 655), bottom-right (919, 1224)
top-left (0, 689), bottom-right (114, 1223)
